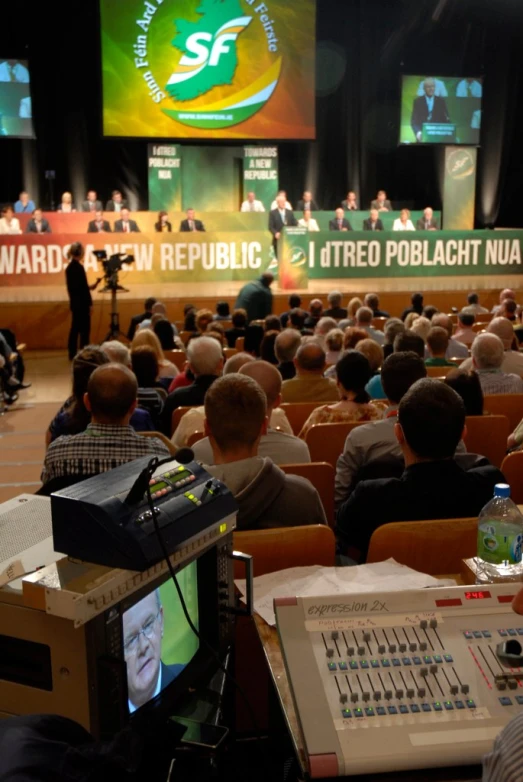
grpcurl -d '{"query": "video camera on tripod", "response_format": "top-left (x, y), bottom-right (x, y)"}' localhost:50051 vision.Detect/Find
top-left (93, 250), bottom-right (135, 293)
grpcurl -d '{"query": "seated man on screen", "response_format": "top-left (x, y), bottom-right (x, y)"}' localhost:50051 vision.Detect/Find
top-left (329, 207), bottom-right (352, 231)
top-left (123, 589), bottom-right (185, 713)
top-left (363, 209), bottom-right (384, 231)
top-left (0, 59), bottom-right (29, 82)
top-left (341, 191), bottom-right (358, 211)
top-left (26, 208), bottom-right (51, 234)
top-left (180, 208), bottom-right (205, 232)
top-left (19, 96), bottom-right (31, 118)
top-left (298, 209), bottom-right (319, 231)
top-left (88, 210), bottom-right (111, 233)
top-left (456, 77), bottom-right (482, 98)
top-left (411, 78), bottom-right (451, 142)
top-left (416, 206), bottom-right (439, 231)
top-left (114, 207), bottom-right (140, 233)
top-left (297, 190), bottom-right (319, 211)
top-left (370, 190), bottom-right (392, 212)
top-left (241, 191), bottom-right (265, 212)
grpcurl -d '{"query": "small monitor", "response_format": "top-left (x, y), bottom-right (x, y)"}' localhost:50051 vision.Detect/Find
top-left (123, 561), bottom-right (199, 715)
top-left (0, 58), bottom-right (35, 139)
top-left (399, 75), bottom-right (482, 146)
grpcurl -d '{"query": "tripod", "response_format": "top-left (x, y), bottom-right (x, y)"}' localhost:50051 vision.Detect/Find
top-left (102, 280), bottom-right (129, 342)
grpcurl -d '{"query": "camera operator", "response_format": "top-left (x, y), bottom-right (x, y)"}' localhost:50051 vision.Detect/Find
top-left (65, 242), bottom-right (101, 360)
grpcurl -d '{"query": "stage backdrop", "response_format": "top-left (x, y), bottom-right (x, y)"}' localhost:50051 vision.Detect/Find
top-left (1, 230), bottom-right (521, 288)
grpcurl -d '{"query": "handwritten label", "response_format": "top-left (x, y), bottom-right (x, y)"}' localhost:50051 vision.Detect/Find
top-left (0, 559), bottom-right (25, 587)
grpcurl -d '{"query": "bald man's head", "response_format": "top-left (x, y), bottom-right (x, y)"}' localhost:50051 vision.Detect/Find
top-left (85, 364), bottom-right (138, 423)
top-left (240, 360), bottom-right (282, 410)
top-left (431, 313), bottom-right (452, 338)
top-left (488, 316), bottom-right (514, 350)
top-left (295, 342), bottom-right (327, 374)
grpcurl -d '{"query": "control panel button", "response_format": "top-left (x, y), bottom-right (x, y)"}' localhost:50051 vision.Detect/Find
top-left (399, 705), bottom-right (409, 714)
top-left (410, 704), bottom-right (420, 713)
top-left (399, 643), bottom-right (407, 653)
top-left (444, 654), bottom-right (454, 663)
top-left (378, 644), bottom-right (386, 654)
top-left (371, 659), bottom-right (380, 669)
top-left (376, 706), bottom-right (386, 716)
top-left (360, 660), bottom-right (369, 669)
top-left (466, 699), bottom-right (476, 709)
top-left (341, 709), bottom-right (352, 718)
top-left (387, 706), bottom-right (398, 715)
top-left (384, 690), bottom-right (393, 701)
top-left (381, 659), bottom-right (391, 668)
top-left (429, 619), bottom-right (438, 629)
top-left (326, 648), bottom-right (334, 658)
top-left (327, 662), bottom-right (337, 671)
top-left (363, 631), bottom-right (371, 642)
top-left (421, 703), bottom-right (431, 712)
top-left (347, 646), bottom-right (355, 657)
top-left (420, 620), bottom-right (428, 630)
top-left (331, 631), bottom-right (339, 640)
top-left (351, 693), bottom-right (359, 703)
top-left (392, 658), bottom-right (401, 667)
top-left (365, 707), bottom-right (375, 717)
top-left (340, 693), bottom-right (348, 704)
top-left (455, 700), bottom-right (465, 710)
top-left (362, 692), bottom-right (370, 702)
top-left (433, 702), bottom-right (443, 712)
top-left (499, 697), bottom-right (513, 706)
top-left (338, 662), bottom-right (348, 671)
top-left (354, 708), bottom-right (364, 718)
top-left (419, 642), bottom-right (428, 652)
top-left (444, 701), bottom-right (454, 711)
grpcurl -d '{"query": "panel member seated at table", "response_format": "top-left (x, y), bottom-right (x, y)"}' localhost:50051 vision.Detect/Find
top-left (14, 191), bottom-right (35, 213)
top-left (0, 206), bottom-right (21, 235)
top-left (81, 190), bottom-right (103, 212)
top-left (341, 190), bottom-right (358, 210)
top-left (155, 211), bottom-right (172, 232)
top-left (114, 207), bottom-right (140, 233)
top-left (416, 206), bottom-right (440, 231)
top-left (363, 209), bottom-right (384, 231)
top-left (297, 209), bottom-right (319, 231)
top-left (179, 208), bottom-right (205, 232)
top-left (25, 208), bottom-right (51, 234)
top-left (297, 190), bottom-right (319, 211)
top-left (270, 190), bottom-right (293, 210)
top-left (370, 190), bottom-right (392, 211)
top-left (57, 191), bottom-right (76, 212)
top-left (105, 190), bottom-right (127, 212)
top-left (87, 210), bottom-right (111, 233)
top-left (241, 191), bottom-right (265, 212)
top-left (393, 208), bottom-right (415, 231)
top-left (329, 208), bottom-right (352, 231)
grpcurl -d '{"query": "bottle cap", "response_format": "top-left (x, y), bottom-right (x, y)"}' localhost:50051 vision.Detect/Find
top-left (494, 484), bottom-right (511, 498)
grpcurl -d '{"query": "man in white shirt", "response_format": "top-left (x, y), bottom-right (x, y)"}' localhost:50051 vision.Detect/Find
top-left (460, 317), bottom-right (523, 376)
top-left (456, 78), bottom-right (482, 98)
top-left (241, 191), bottom-right (265, 212)
top-left (19, 97), bottom-right (32, 118)
top-left (471, 334), bottom-right (523, 395)
top-left (0, 60), bottom-right (29, 82)
top-left (270, 190), bottom-right (292, 210)
top-left (462, 292), bottom-right (489, 315)
top-left (298, 209), bottom-right (319, 231)
top-left (0, 206), bottom-right (21, 235)
top-left (193, 360), bottom-right (311, 465)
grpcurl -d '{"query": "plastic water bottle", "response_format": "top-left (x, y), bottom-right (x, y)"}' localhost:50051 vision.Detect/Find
top-left (477, 484), bottom-right (523, 580)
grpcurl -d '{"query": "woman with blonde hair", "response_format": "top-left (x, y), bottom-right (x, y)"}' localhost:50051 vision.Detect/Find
top-left (404, 311), bottom-right (420, 330)
top-left (411, 315), bottom-right (432, 343)
top-left (131, 328), bottom-right (178, 379)
top-left (355, 338), bottom-right (383, 375)
top-left (196, 309), bottom-right (214, 332)
top-left (347, 297), bottom-right (363, 318)
top-left (325, 328), bottom-right (344, 365)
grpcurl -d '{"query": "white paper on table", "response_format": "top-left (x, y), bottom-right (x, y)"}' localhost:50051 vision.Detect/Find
top-left (235, 559), bottom-right (456, 626)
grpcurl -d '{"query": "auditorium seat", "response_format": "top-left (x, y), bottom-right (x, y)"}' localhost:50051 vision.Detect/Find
top-left (463, 415), bottom-right (509, 468)
top-left (171, 406), bottom-right (195, 437)
top-left (187, 431), bottom-right (205, 447)
top-left (224, 347), bottom-right (237, 360)
top-left (305, 421), bottom-right (366, 465)
top-left (137, 430), bottom-right (177, 455)
top-left (280, 462), bottom-right (335, 526)
top-left (168, 350), bottom-right (187, 371)
top-left (235, 336), bottom-right (245, 352)
top-left (366, 517), bottom-right (477, 575)
top-left (500, 452), bottom-right (523, 504)
top-left (484, 394), bottom-right (523, 432)
top-left (233, 524), bottom-right (335, 579)
top-left (371, 317), bottom-right (387, 331)
top-left (179, 331), bottom-right (193, 346)
top-left (280, 402), bottom-right (325, 435)
top-left (472, 322), bottom-right (489, 333)
top-left (426, 366), bottom-right (455, 378)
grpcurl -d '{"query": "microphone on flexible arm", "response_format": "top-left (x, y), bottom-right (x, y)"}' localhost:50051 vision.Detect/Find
top-left (124, 448), bottom-right (195, 506)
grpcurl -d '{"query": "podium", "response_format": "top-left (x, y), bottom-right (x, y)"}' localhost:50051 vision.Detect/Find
top-left (422, 122), bottom-right (456, 143)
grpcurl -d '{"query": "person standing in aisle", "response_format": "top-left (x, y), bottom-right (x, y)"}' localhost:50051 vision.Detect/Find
top-left (65, 242), bottom-right (100, 360)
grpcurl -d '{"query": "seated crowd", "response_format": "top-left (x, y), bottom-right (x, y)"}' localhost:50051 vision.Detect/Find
top-left (35, 285), bottom-right (523, 563)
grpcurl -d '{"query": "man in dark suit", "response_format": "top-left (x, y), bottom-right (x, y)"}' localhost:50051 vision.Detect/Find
top-left (80, 190), bottom-right (103, 212)
top-left (411, 78), bottom-right (450, 142)
top-left (179, 208), bottom-right (205, 232)
top-left (370, 190), bottom-right (393, 211)
top-left (105, 190), bottom-right (127, 212)
top-left (268, 195), bottom-right (298, 255)
top-left (329, 208), bottom-right (352, 231)
top-left (416, 206), bottom-right (440, 231)
top-left (127, 297), bottom-right (157, 340)
top-left (336, 379), bottom-right (504, 561)
top-left (363, 209), bottom-right (384, 231)
top-left (114, 207), bottom-right (140, 233)
top-left (25, 208), bottom-right (51, 234)
top-left (341, 191), bottom-right (358, 210)
top-left (296, 190), bottom-right (319, 212)
top-left (87, 210), bottom-right (112, 233)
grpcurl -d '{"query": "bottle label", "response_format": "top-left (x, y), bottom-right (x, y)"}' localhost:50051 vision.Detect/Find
top-left (478, 526), bottom-right (523, 565)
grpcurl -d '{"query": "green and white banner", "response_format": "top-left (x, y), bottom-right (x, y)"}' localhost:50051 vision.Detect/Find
top-left (147, 143), bottom-right (182, 211)
top-left (243, 145), bottom-right (279, 212)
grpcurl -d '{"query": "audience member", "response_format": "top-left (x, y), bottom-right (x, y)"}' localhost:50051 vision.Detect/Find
top-left (507, 415), bottom-right (523, 452)
top-left (299, 351), bottom-right (385, 439)
top-left (264, 315), bottom-right (281, 332)
top-left (138, 302), bottom-right (178, 335)
top-left (347, 297), bottom-right (363, 319)
top-left (336, 379), bottom-right (504, 560)
top-left (431, 313), bottom-right (469, 359)
top-left (281, 343), bottom-right (339, 403)
top-left (356, 339), bottom-right (383, 377)
top-left (355, 307), bottom-right (385, 345)
top-left (195, 309), bottom-right (214, 332)
top-left (425, 327), bottom-right (456, 367)
top-left (203, 375), bottom-right (326, 529)
top-left (325, 329), bottom-right (344, 365)
top-left (131, 345), bottom-right (165, 425)
top-left (288, 308), bottom-right (308, 333)
top-left (225, 309), bottom-right (247, 348)
top-left (335, 352), bottom-right (428, 505)
top-left (404, 312), bottom-right (421, 330)
top-left (314, 317), bottom-right (338, 346)
top-left (275, 329), bottom-right (301, 380)
top-left (260, 330), bottom-right (279, 365)
top-left (280, 294), bottom-right (302, 327)
top-left (183, 309), bottom-right (198, 333)
top-left (444, 369), bottom-right (484, 416)
top-left (41, 364), bottom-right (169, 486)
top-left (194, 362), bottom-right (310, 465)
top-left (343, 327), bottom-right (368, 350)
top-left (324, 291), bottom-right (347, 320)
top-left (463, 292), bottom-right (489, 316)
top-left (304, 299), bottom-right (324, 329)
top-left (206, 322), bottom-right (226, 346)
top-left (131, 329), bottom-right (178, 379)
top-left (410, 316), bottom-right (432, 344)
top-left (364, 293), bottom-right (390, 318)
top-left (454, 312), bottom-right (476, 347)
top-left (162, 336), bottom-right (223, 432)
top-left (492, 288), bottom-right (519, 316)
top-left (244, 324), bottom-right (265, 356)
top-left (461, 318), bottom-right (523, 375)
top-left (154, 319), bottom-right (177, 352)
top-left (214, 302), bottom-right (230, 321)
top-left (394, 331), bottom-right (425, 358)
top-left (500, 298), bottom-right (519, 323)
top-left (422, 304), bottom-right (439, 321)
top-left (471, 334), bottom-right (523, 394)
top-left (127, 297), bottom-right (157, 340)
top-left (382, 318), bottom-right (405, 359)
top-left (400, 292), bottom-right (424, 321)
top-left (235, 273), bottom-right (274, 322)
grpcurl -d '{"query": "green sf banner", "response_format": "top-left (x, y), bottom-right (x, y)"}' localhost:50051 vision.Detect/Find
top-left (278, 228), bottom-right (523, 286)
top-left (442, 146), bottom-right (477, 230)
top-left (243, 145), bottom-right (279, 212)
top-left (148, 143), bottom-right (182, 211)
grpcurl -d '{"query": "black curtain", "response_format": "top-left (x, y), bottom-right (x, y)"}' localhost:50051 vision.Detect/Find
top-left (1, 0), bottom-right (522, 225)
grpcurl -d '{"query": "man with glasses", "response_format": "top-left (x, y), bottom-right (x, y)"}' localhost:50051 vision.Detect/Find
top-left (123, 589), bottom-right (185, 712)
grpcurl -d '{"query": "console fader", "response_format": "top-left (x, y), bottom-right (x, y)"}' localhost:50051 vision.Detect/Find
top-left (275, 583), bottom-right (523, 777)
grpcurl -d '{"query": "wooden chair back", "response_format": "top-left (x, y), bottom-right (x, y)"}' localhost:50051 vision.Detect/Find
top-left (500, 451), bottom-right (523, 504)
top-left (280, 463), bottom-right (335, 527)
top-left (366, 517), bottom-right (477, 575)
top-left (233, 524), bottom-right (335, 579)
top-left (371, 317), bottom-right (387, 331)
top-left (137, 431), bottom-right (177, 455)
top-left (224, 347), bottom-right (237, 361)
top-left (171, 406), bottom-right (195, 437)
top-left (280, 402), bottom-right (325, 436)
top-left (446, 314), bottom-right (459, 326)
top-left (179, 330), bottom-right (193, 347)
top-left (426, 366), bottom-right (455, 378)
top-left (484, 394), bottom-right (523, 433)
top-left (168, 350), bottom-right (187, 371)
top-left (464, 415), bottom-right (510, 468)
top-left (305, 421), bottom-right (366, 466)
top-left (235, 336), bottom-right (245, 352)
top-left (472, 322), bottom-right (489, 333)
top-left (187, 431), bottom-right (205, 447)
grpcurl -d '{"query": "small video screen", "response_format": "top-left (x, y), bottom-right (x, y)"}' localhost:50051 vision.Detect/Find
top-left (0, 58), bottom-right (34, 139)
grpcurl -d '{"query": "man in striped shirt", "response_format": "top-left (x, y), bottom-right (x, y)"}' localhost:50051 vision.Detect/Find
top-left (41, 364), bottom-right (170, 485)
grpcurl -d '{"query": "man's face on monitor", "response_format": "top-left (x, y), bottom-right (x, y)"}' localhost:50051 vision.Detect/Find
top-left (424, 80), bottom-right (435, 97)
top-left (123, 592), bottom-right (163, 709)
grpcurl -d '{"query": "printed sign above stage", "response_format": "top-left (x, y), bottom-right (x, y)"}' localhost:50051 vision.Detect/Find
top-left (148, 144), bottom-right (182, 211)
top-left (243, 145), bottom-right (278, 212)
top-left (100, 0), bottom-right (316, 139)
